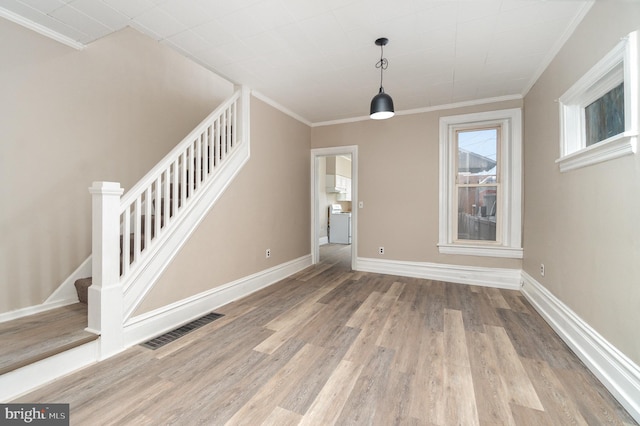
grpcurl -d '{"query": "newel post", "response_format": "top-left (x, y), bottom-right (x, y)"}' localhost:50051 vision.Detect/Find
top-left (235, 85), bottom-right (251, 146)
top-left (88, 181), bottom-right (124, 359)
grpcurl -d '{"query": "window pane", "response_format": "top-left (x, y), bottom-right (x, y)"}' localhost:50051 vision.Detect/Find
top-left (585, 82), bottom-right (624, 146)
top-left (457, 186), bottom-right (497, 241)
top-left (457, 129), bottom-right (497, 184)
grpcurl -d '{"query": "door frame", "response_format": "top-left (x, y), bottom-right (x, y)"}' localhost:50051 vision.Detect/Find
top-left (310, 145), bottom-right (358, 269)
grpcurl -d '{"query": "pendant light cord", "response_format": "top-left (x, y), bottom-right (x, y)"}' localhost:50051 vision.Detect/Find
top-left (375, 45), bottom-right (388, 91)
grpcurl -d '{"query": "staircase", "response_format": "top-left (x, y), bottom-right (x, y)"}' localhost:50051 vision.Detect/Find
top-left (0, 86), bottom-right (250, 401)
top-left (73, 182), bottom-right (187, 301)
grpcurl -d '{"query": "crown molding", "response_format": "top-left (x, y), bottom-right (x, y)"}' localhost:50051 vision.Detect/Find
top-left (0, 7), bottom-right (85, 50)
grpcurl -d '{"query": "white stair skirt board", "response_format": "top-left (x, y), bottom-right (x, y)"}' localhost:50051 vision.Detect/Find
top-left (356, 257), bottom-right (521, 290)
top-left (122, 254), bottom-right (312, 347)
top-left (521, 271), bottom-right (640, 423)
top-left (0, 340), bottom-right (99, 402)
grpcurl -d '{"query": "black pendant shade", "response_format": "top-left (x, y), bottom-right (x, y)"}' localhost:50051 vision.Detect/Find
top-left (370, 88), bottom-right (394, 120)
top-left (370, 37), bottom-right (394, 120)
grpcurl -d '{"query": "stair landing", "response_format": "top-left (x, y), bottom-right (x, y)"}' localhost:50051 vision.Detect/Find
top-left (0, 304), bottom-right (98, 376)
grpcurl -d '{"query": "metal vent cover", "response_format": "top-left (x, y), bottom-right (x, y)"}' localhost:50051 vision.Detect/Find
top-left (140, 312), bottom-right (223, 350)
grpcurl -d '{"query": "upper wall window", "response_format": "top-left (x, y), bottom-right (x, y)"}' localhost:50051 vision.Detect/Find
top-left (439, 108), bottom-right (522, 259)
top-left (557, 31), bottom-right (638, 172)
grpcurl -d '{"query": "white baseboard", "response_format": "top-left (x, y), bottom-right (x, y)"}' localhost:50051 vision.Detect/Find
top-left (0, 340), bottom-right (99, 402)
top-left (521, 271), bottom-right (640, 422)
top-left (356, 257), bottom-right (521, 290)
top-left (0, 257), bottom-right (91, 323)
top-left (319, 236), bottom-right (329, 245)
top-left (122, 254), bottom-right (312, 347)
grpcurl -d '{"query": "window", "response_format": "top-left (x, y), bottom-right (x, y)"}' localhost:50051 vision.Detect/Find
top-left (557, 31), bottom-right (638, 172)
top-left (456, 127), bottom-right (500, 243)
top-left (439, 109), bottom-right (522, 258)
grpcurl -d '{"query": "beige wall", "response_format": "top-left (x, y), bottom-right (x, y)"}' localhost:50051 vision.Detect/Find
top-left (135, 96), bottom-right (311, 314)
top-left (311, 100), bottom-right (522, 269)
top-left (523, 2), bottom-right (640, 365)
top-left (0, 19), bottom-right (233, 314)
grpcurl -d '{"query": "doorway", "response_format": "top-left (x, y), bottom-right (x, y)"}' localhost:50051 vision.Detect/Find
top-left (310, 146), bottom-right (358, 269)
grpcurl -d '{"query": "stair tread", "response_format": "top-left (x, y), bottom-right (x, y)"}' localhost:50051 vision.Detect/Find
top-left (0, 304), bottom-right (98, 375)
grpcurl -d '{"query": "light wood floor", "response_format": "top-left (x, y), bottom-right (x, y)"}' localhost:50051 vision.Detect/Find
top-left (0, 303), bottom-right (96, 375)
top-left (15, 244), bottom-right (636, 425)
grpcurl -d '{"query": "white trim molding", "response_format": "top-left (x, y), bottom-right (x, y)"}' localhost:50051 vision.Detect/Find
top-left (0, 7), bottom-right (85, 50)
top-left (123, 255), bottom-right (312, 347)
top-left (356, 257), bottom-right (521, 290)
top-left (311, 94), bottom-right (523, 128)
top-left (251, 90), bottom-right (312, 127)
top-left (556, 132), bottom-right (637, 172)
top-left (521, 271), bottom-right (640, 422)
top-left (438, 244), bottom-right (523, 259)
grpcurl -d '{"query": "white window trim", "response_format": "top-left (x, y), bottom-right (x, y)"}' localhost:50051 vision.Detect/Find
top-left (557, 31), bottom-right (638, 173)
top-left (438, 108), bottom-right (523, 259)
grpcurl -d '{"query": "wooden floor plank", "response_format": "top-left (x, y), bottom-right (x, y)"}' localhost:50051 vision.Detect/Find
top-left (408, 329), bottom-right (445, 424)
top-left (335, 345), bottom-right (395, 425)
top-left (253, 302), bottom-right (325, 354)
top-left (467, 330), bottom-right (517, 426)
top-left (261, 407), bottom-right (302, 426)
top-left (345, 291), bottom-right (383, 329)
top-left (299, 359), bottom-right (363, 426)
top-left (554, 367), bottom-right (636, 425)
top-left (485, 324), bottom-right (544, 410)
top-left (226, 343), bottom-right (327, 424)
top-left (443, 309), bottom-right (480, 426)
top-left (522, 358), bottom-right (589, 425)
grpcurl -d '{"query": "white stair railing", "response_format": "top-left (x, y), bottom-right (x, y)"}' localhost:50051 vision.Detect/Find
top-left (88, 86), bottom-right (250, 358)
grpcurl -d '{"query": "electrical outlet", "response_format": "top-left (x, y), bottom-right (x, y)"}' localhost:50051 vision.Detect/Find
top-left (378, 247), bottom-right (384, 255)
top-left (540, 263), bottom-right (545, 276)
top-left (266, 249), bottom-right (271, 259)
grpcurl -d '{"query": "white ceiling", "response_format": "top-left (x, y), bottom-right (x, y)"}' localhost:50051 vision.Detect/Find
top-left (0, 0), bottom-right (593, 124)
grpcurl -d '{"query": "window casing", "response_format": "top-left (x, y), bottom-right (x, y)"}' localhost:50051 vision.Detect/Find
top-left (557, 31), bottom-right (638, 172)
top-left (439, 109), bottom-right (522, 258)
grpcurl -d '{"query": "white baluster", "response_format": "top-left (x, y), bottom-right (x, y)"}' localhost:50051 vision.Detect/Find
top-left (154, 176), bottom-right (161, 239)
top-left (195, 135), bottom-right (202, 191)
top-left (121, 206), bottom-right (130, 276)
top-left (214, 117), bottom-right (220, 167)
top-left (134, 197), bottom-right (141, 262)
top-left (181, 151), bottom-right (187, 206)
top-left (144, 186), bottom-right (152, 250)
top-left (163, 168), bottom-right (170, 227)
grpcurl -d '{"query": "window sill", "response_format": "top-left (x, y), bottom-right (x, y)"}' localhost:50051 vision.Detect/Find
top-left (438, 244), bottom-right (523, 259)
top-left (556, 132), bottom-right (637, 173)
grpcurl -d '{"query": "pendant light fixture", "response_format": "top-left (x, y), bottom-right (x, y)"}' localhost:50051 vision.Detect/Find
top-left (370, 37), bottom-right (394, 120)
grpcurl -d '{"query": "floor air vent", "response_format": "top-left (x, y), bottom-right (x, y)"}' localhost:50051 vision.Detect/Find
top-left (140, 312), bottom-right (224, 350)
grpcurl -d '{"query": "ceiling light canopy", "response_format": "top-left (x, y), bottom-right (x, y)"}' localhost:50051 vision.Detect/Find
top-left (370, 37), bottom-right (394, 120)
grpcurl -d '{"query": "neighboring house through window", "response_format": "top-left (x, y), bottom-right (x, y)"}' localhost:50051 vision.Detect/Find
top-left (439, 108), bottom-right (523, 258)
